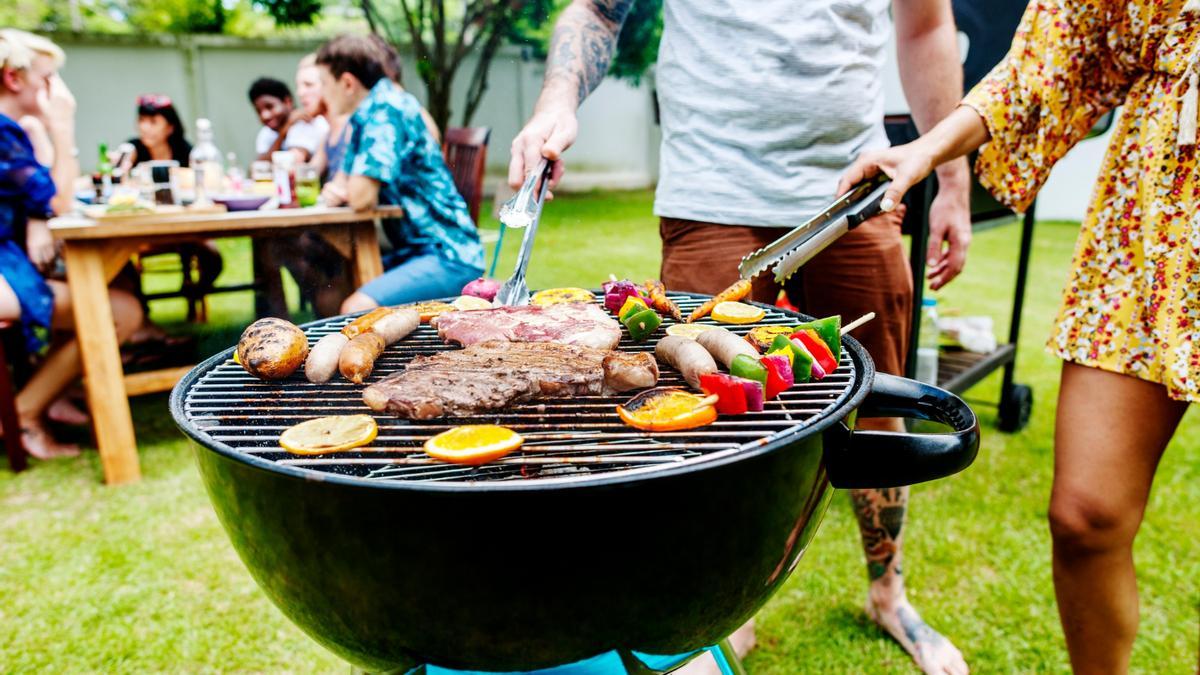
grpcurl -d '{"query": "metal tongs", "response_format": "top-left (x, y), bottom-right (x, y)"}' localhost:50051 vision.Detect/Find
top-left (495, 159), bottom-right (554, 306)
top-left (738, 174), bottom-right (891, 283)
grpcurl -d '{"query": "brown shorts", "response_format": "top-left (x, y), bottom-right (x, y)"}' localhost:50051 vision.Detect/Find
top-left (659, 214), bottom-right (913, 377)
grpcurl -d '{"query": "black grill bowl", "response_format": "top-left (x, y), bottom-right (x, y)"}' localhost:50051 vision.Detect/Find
top-left (171, 299), bottom-right (979, 672)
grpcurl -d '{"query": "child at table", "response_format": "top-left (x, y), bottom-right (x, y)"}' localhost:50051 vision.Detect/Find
top-left (315, 34), bottom-right (484, 312)
top-left (0, 30), bottom-right (142, 458)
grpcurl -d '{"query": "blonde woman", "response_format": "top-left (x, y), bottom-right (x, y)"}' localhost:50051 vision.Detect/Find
top-left (0, 30), bottom-right (142, 458)
top-left (841, 2), bottom-right (1200, 671)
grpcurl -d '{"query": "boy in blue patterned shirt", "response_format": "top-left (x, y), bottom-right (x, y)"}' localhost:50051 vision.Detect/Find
top-left (317, 34), bottom-right (484, 313)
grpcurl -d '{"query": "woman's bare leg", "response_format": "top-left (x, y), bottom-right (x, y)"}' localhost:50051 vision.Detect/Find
top-left (1050, 363), bottom-right (1187, 674)
top-left (14, 281), bottom-right (142, 459)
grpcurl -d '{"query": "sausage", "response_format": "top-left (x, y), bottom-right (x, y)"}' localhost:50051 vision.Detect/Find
top-left (305, 333), bottom-right (349, 383)
top-left (342, 307), bottom-right (393, 339)
top-left (369, 308), bottom-right (419, 345)
top-left (655, 335), bottom-right (718, 389)
top-left (236, 318), bottom-right (308, 380)
top-left (339, 332), bottom-right (386, 384)
top-left (696, 327), bottom-right (759, 369)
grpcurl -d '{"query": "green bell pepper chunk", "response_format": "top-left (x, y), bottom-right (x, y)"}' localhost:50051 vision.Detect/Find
top-left (793, 315), bottom-right (841, 361)
top-left (730, 354), bottom-right (768, 389)
top-left (618, 296), bottom-right (650, 323)
top-left (623, 307), bottom-right (662, 342)
top-left (769, 334), bottom-right (814, 383)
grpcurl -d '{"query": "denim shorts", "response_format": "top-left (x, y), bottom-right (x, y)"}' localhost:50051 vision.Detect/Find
top-left (359, 252), bottom-right (483, 305)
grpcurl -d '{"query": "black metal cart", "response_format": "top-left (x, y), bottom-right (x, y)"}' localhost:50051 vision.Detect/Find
top-left (886, 116), bottom-right (1037, 432)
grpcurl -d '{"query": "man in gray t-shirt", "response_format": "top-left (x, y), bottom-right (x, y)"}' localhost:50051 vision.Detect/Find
top-left (511, 2), bottom-right (972, 674)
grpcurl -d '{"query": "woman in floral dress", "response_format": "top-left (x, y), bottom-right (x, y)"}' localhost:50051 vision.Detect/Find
top-left (841, 0), bottom-right (1199, 671)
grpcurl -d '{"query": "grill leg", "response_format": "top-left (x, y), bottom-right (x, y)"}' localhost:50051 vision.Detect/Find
top-left (616, 640), bottom-right (746, 675)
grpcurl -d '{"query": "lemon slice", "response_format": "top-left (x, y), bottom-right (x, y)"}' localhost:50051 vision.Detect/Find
top-left (424, 425), bottom-right (524, 465)
top-left (711, 301), bottom-right (766, 324)
top-left (406, 301), bottom-right (456, 323)
top-left (665, 323), bottom-right (717, 340)
top-left (531, 287), bottom-right (596, 306)
top-left (280, 415), bottom-right (378, 455)
top-left (452, 295), bottom-right (493, 311)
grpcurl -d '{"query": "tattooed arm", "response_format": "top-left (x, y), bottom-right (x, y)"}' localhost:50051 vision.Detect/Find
top-left (508, 0), bottom-right (635, 190)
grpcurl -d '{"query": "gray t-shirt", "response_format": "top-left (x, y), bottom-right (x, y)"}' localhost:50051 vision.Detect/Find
top-left (654, 0), bottom-right (891, 227)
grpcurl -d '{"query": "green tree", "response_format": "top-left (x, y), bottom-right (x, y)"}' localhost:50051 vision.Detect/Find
top-left (246, 0), bottom-right (665, 130)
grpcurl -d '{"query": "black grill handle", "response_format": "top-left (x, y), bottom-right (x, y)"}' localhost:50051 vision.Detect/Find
top-left (826, 373), bottom-right (980, 489)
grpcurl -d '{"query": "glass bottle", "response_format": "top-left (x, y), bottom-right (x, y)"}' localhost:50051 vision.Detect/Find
top-left (96, 142), bottom-right (113, 203)
top-left (189, 118), bottom-right (223, 206)
top-left (915, 297), bottom-right (940, 385)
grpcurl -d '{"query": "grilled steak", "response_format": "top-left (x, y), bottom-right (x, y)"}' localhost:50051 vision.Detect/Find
top-left (435, 303), bottom-right (622, 351)
top-left (363, 340), bottom-right (659, 419)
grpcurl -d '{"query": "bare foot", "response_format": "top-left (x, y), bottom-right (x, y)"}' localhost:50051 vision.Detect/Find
top-left (47, 395), bottom-right (90, 426)
top-left (866, 591), bottom-right (968, 675)
top-left (21, 423), bottom-right (80, 459)
top-left (674, 620), bottom-right (756, 675)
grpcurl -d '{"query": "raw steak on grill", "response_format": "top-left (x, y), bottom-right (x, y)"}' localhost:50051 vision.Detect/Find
top-left (435, 303), bottom-right (622, 351)
top-left (362, 340), bottom-right (659, 419)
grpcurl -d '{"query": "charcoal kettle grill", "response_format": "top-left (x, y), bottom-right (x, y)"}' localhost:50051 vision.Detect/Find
top-left (171, 293), bottom-right (979, 673)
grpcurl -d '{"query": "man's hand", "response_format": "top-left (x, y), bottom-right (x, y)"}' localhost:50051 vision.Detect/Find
top-left (506, 0), bottom-right (634, 193)
top-left (26, 220), bottom-right (56, 272)
top-left (926, 185), bottom-right (971, 290)
top-left (321, 174), bottom-right (348, 206)
top-left (508, 106), bottom-right (577, 192)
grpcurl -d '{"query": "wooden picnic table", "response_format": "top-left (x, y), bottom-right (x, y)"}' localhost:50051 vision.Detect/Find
top-left (49, 205), bottom-right (401, 485)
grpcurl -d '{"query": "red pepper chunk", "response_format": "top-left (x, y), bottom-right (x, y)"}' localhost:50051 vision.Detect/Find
top-left (699, 372), bottom-right (748, 415)
top-left (792, 330), bottom-right (837, 375)
top-left (760, 354), bottom-right (794, 399)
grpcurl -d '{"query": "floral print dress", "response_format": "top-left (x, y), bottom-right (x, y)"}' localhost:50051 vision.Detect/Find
top-left (963, 0), bottom-right (1200, 401)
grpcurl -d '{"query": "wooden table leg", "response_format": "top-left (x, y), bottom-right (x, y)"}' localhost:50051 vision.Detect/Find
top-left (62, 241), bottom-right (141, 485)
top-left (349, 219), bottom-right (385, 287)
top-left (251, 237), bottom-right (289, 319)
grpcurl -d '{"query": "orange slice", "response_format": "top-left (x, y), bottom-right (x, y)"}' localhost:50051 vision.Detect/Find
top-left (280, 415), bottom-right (378, 455)
top-left (616, 388), bottom-right (718, 432)
top-left (711, 301), bottom-right (766, 325)
top-left (424, 425), bottom-right (524, 465)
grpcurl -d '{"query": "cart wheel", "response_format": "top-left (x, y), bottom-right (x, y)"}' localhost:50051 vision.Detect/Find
top-left (998, 383), bottom-right (1033, 432)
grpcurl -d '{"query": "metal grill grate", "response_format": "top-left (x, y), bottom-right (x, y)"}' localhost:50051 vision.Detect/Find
top-left (180, 294), bottom-right (857, 484)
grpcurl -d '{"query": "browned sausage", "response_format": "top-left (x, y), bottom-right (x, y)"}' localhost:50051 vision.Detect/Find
top-left (342, 307), bottom-right (393, 339)
top-left (369, 308), bottom-right (420, 344)
top-left (338, 332), bottom-right (386, 384)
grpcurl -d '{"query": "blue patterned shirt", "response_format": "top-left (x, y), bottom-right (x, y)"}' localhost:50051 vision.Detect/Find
top-left (0, 113), bottom-right (55, 351)
top-left (343, 79), bottom-right (484, 271)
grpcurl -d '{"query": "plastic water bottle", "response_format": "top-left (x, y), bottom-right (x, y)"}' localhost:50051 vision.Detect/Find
top-left (189, 118), bottom-right (223, 206)
top-left (915, 297), bottom-right (939, 385)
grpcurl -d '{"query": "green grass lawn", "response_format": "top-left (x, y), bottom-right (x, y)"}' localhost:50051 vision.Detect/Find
top-left (2, 190), bottom-right (1198, 672)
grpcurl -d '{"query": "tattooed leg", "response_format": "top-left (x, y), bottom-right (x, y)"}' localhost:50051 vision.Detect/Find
top-left (851, 422), bottom-right (968, 675)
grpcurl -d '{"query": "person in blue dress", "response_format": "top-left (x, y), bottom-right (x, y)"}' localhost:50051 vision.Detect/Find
top-left (314, 34), bottom-right (485, 314)
top-left (0, 30), bottom-right (142, 458)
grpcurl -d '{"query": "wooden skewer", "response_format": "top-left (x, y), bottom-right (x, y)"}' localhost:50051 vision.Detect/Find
top-left (841, 312), bottom-right (875, 336)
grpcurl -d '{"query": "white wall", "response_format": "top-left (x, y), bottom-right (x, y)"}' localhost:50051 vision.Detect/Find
top-left (55, 30), bottom-right (1104, 219)
top-left (54, 34), bottom-right (659, 191)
